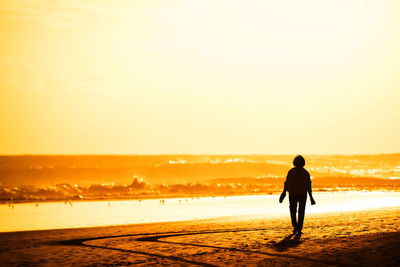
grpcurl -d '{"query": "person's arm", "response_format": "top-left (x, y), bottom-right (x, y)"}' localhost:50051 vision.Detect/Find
top-left (279, 172), bottom-right (289, 203)
top-left (282, 181), bottom-right (288, 194)
top-left (306, 173), bottom-right (316, 205)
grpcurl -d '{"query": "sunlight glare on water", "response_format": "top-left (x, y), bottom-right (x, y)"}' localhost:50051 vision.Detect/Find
top-left (0, 192), bottom-right (399, 233)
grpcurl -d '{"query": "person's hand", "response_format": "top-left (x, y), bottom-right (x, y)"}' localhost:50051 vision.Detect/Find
top-left (310, 196), bottom-right (316, 205)
top-left (279, 192), bottom-right (286, 203)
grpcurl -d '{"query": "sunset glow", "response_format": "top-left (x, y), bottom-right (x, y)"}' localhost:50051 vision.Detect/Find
top-left (1, 0), bottom-right (400, 154)
top-left (2, 2), bottom-right (400, 266)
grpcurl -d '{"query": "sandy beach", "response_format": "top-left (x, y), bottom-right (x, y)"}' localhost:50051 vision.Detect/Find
top-left (1, 207), bottom-right (399, 266)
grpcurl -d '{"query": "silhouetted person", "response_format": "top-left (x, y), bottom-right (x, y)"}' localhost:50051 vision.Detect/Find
top-left (280, 155), bottom-right (315, 234)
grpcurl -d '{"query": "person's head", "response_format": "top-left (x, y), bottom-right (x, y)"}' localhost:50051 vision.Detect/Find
top-left (293, 155), bottom-right (305, 168)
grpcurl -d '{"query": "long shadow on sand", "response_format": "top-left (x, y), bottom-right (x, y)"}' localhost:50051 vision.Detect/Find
top-left (58, 228), bottom-right (352, 266)
top-left (272, 233), bottom-right (302, 252)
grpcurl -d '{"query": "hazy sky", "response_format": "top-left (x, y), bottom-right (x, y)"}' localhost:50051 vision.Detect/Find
top-left (1, 0), bottom-right (399, 154)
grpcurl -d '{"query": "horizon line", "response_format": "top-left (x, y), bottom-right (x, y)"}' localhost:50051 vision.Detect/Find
top-left (0, 153), bottom-right (399, 157)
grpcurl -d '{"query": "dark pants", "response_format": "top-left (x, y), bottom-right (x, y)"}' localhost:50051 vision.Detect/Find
top-left (289, 193), bottom-right (307, 231)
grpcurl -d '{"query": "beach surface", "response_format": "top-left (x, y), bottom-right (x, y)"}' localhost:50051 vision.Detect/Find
top-left (1, 207), bottom-right (399, 266)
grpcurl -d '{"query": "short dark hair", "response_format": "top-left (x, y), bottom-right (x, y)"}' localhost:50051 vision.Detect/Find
top-left (293, 155), bottom-right (305, 167)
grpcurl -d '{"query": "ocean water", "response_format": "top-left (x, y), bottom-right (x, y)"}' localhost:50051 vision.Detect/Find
top-left (1, 191), bottom-right (399, 233)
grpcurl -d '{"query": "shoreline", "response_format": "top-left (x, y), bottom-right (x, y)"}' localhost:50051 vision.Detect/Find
top-left (1, 205), bottom-right (400, 235)
top-left (2, 189), bottom-right (398, 204)
top-left (2, 192), bottom-right (400, 234)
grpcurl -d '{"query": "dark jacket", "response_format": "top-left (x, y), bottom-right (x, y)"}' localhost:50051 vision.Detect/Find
top-left (284, 167), bottom-right (311, 194)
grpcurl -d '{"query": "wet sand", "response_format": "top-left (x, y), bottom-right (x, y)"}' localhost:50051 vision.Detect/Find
top-left (1, 207), bottom-right (399, 266)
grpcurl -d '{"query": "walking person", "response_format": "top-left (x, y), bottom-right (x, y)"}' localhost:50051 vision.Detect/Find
top-left (280, 155), bottom-right (316, 235)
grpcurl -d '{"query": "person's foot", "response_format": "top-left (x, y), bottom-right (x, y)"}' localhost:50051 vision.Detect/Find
top-left (296, 229), bottom-right (303, 236)
top-left (292, 226), bottom-right (298, 235)
top-left (294, 231), bottom-right (302, 241)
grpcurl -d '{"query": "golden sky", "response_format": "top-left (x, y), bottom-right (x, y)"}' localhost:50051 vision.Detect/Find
top-left (0, 0), bottom-right (399, 154)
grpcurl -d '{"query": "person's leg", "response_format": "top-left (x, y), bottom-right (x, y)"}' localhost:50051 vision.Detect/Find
top-left (297, 194), bottom-right (307, 232)
top-left (289, 194), bottom-right (298, 230)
